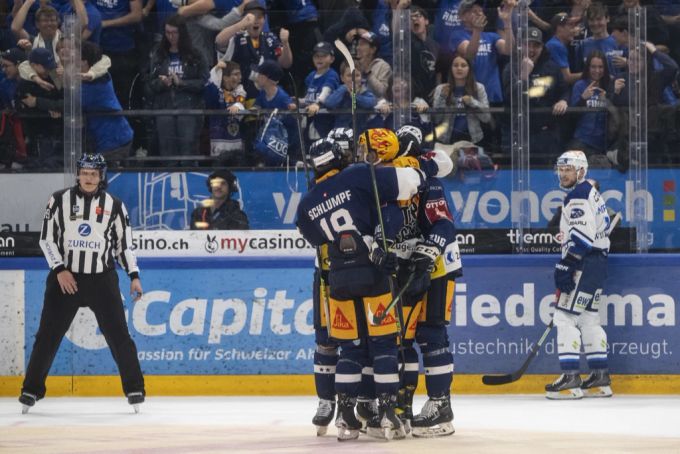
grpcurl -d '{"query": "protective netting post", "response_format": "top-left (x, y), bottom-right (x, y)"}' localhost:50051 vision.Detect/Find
top-left (391, 8), bottom-right (411, 130)
top-left (629, 7), bottom-right (649, 253)
top-left (510, 1), bottom-right (530, 252)
top-left (63, 15), bottom-right (82, 187)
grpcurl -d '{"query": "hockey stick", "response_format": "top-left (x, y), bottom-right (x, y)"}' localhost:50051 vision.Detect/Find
top-left (367, 272), bottom-right (414, 325)
top-left (482, 291), bottom-right (560, 385)
top-left (287, 71), bottom-right (307, 170)
top-left (286, 72), bottom-right (333, 336)
top-left (333, 39), bottom-right (358, 162)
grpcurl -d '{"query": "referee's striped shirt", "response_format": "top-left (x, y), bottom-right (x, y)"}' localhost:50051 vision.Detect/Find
top-left (39, 186), bottom-right (139, 278)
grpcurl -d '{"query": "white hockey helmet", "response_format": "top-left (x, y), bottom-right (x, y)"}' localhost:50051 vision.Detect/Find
top-left (555, 150), bottom-right (588, 189)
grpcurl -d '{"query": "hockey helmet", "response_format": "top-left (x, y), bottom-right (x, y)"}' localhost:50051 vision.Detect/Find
top-left (307, 138), bottom-right (348, 176)
top-left (76, 153), bottom-right (107, 189)
top-left (555, 150), bottom-right (588, 190)
top-left (327, 127), bottom-right (355, 157)
top-left (359, 128), bottom-right (399, 164)
top-left (207, 169), bottom-right (238, 195)
top-left (396, 124), bottom-right (423, 157)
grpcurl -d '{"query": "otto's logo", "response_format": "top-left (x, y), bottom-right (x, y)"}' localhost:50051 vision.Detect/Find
top-left (205, 234), bottom-right (218, 254)
top-left (570, 209), bottom-right (585, 219)
top-left (78, 224), bottom-right (92, 236)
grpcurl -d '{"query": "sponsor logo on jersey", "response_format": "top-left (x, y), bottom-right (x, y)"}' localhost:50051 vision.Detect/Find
top-left (95, 206), bottom-right (111, 216)
top-left (373, 304), bottom-right (397, 325)
top-left (78, 224), bottom-right (92, 237)
top-left (332, 308), bottom-right (354, 330)
top-left (66, 239), bottom-right (102, 249)
top-left (425, 198), bottom-right (453, 223)
top-left (570, 208), bottom-right (585, 219)
top-left (574, 291), bottom-right (593, 311)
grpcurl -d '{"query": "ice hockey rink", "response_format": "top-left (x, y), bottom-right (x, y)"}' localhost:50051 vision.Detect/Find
top-left (1, 394), bottom-right (679, 453)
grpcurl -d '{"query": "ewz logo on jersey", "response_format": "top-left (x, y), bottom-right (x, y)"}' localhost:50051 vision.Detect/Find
top-left (78, 224), bottom-right (92, 237)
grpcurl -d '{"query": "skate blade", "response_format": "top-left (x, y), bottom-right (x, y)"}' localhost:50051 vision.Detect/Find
top-left (366, 424), bottom-right (406, 441)
top-left (315, 424), bottom-right (329, 436)
top-left (336, 427), bottom-right (360, 441)
top-left (21, 405), bottom-right (30, 415)
top-left (366, 426), bottom-right (387, 440)
top-left (582, 386), bottom-right (613, 398)
top-left (412, 422), bottom-right (455, 438)
top-left (402, 419), bottom-right (412, 435)
top-left (132, 404), bottom-right (141, 414)
top-left (546, 388), bottom-right (584, 400)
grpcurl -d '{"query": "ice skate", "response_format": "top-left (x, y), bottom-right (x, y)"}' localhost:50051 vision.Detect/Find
top-left (355, 398), bottom-right (378, 432)
top-left (411, 396), bottom-right (455, 438)
top-left (312, 399), bottom-right (336, 436)
top-left (366, 394), bottom-right (406, 441)
top-left (396, 386), bottom-right (415, 435)
top-left (581, 370), bottom-right (613, 398)
top-left (19, 393), bottom-right (37, 414)
top-left (545, 373), bottom-right (583, 400)
top-left (335, 394), bottom-right (361, 441)
top-left (127, 392), bottom-right (145, 413)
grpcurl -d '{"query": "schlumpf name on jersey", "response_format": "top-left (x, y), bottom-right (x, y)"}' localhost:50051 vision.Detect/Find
top-left (308, 190), bottom-right (352, 220)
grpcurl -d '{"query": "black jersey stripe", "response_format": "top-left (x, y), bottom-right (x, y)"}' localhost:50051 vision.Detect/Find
top-left (96, 194), bottom-right (106, 223)
top-left (83, 195), bottom-right (92, 221)
top-left (78, 250), bottom-right (86, 274)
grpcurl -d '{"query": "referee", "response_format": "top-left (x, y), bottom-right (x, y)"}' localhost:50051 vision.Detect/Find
top-left (19, 153), bottom-right (146, 413)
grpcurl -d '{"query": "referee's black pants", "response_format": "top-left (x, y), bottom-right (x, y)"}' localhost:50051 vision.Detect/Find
top-left (22, 269), bottom-right (145, 399)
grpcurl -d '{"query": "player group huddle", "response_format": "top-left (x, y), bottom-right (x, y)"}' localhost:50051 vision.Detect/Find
top-left (295, 127), bottom-right (614, 442)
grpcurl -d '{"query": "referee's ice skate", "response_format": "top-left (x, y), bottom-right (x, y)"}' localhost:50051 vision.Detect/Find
top-left (312, 399), bottom-right (335, 436)
top-left (127, 392), bottom-right (145, 413)
top-left (545, 373), bottom-right (584, 399)
top-left (19, 393), bottom-right (37, 414)
top-left (581, 370), bottom-right (613, 398)
top-left (411, 396), bottom-right (455, 438)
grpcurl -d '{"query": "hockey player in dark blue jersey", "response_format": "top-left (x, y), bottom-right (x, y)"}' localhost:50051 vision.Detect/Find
top-left (309, 132), bottom-right (353, 436)
top-left (297, 129), bottom-right (424, 441)
top-left (547, 150), bottom-right (613, 400)
top-left (369, 125), bottom-right (460, 438)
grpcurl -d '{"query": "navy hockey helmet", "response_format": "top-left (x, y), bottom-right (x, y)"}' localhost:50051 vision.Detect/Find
top-left (307, 138), bottom-right (348, 176)
top-left (327, 127), bottom-right (355, 156)
top-left (77, 153), bottom-right (107, 188)
top-left (207, 169), bottom-right (238, 195)
top-left (396, 125), bottom-right (423, 157)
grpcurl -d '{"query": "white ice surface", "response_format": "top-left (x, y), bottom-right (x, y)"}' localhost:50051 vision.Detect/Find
top-left (1, 395), bottom-right (679, 453)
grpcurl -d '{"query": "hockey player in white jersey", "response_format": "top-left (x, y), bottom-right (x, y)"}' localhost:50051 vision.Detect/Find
top-left (547, 150), bottom-right (613, 399)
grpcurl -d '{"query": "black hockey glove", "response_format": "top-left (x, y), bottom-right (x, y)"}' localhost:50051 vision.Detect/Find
top-left (370, 241), bottom-right (398, 275)
top-left (554, 254), bottom-right (579, 294)
top-left (406, 243), bottom-right (439, 299)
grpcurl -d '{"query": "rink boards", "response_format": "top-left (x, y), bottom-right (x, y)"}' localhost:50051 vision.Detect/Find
top-left (1, 254), bottom-right (679, 395)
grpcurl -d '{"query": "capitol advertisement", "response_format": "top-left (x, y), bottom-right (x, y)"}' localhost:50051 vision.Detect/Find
top-left (15, 254), bottom-right (679, 376)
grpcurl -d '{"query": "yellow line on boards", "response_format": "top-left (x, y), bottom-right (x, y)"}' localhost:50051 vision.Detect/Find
top-left (1, 375), bottom-right (679, 396)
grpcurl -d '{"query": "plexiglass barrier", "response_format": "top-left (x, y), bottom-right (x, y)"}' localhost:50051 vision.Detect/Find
top-left (1, 6), bottom-right (675, 252)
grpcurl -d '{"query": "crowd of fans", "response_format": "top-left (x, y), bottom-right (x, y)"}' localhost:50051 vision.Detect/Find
top-left (1, 0), bottom-right (680, 170)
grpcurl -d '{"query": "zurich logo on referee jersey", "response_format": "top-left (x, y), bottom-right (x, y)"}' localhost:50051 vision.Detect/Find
top-left (78, 224), bottom-right (92, 237)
